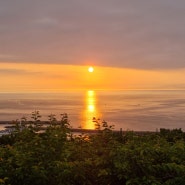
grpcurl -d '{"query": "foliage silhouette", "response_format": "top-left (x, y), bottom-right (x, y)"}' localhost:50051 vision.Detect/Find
top-left (0, 112), bottom-right (185, 184)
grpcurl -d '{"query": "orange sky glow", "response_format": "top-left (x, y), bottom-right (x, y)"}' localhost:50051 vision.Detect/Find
top-left (1, 62), bottom-right (185, 92)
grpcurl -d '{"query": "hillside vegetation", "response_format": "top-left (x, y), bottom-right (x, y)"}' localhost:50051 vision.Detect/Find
top-left (0, 111), bottom-right (185, 185)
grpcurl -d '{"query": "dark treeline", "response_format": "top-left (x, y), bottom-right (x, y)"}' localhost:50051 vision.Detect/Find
top-left (1, 111), bottom-right (185, 185)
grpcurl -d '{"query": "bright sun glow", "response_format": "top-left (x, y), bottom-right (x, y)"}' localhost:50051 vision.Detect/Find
top-left (88, 66), bottom-right (94, 73)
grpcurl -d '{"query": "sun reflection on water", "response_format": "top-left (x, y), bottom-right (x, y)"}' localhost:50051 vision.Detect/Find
top-left (82, 90), bottom-right (100, 129)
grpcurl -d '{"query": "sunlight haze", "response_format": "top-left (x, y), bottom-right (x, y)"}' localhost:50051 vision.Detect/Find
top-left (0, 1), bottom-right (185, 91)
top-left (1, 62), bottom-right (185, 92)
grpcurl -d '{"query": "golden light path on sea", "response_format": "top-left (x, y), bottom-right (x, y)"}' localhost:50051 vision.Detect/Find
top-left (82, 90), bottom-right (101, 129)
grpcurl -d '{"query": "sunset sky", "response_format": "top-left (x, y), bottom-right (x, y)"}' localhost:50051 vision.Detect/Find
top-left (1, 0), bottom-right (185, 92)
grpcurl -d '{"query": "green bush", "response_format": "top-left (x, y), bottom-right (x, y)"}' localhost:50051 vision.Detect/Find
top-left (1, 113), bottom-right (185, 184)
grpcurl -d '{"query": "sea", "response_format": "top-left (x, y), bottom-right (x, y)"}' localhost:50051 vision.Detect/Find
top-left (0, 90), bottom-right (185, 131)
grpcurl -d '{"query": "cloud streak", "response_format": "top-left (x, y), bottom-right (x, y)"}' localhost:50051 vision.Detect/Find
top-left (0, 0), bottom-right (185, 69)
top-left (0, 68), bottom-right (41, 75)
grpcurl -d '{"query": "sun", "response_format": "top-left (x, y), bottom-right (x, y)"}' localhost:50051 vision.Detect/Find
top-left (88, 66), bottom-right (94, 73)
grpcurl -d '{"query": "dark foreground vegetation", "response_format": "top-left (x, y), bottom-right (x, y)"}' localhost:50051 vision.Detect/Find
top-left (1, 111), bottom-right (185, 185)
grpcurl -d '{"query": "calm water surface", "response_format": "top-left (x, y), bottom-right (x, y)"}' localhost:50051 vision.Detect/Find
top-left (0, 90), bottom-right (185, 131)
